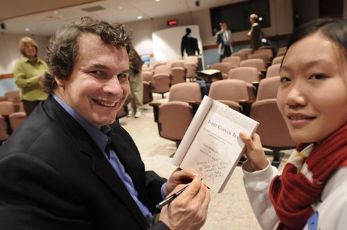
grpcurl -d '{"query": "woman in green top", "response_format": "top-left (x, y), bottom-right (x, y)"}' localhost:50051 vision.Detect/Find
top-left (13, 37), bottom-right (48, 115)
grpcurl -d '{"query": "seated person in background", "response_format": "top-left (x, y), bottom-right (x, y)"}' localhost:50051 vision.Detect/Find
top-left (13, 36), bottom-right (48, 115)
top-left (240, 18), bottom-right (347, 229)
top-left (0, 17), bottom-right (210, 230)
top-left (181, 27), bottom-right (200, 58)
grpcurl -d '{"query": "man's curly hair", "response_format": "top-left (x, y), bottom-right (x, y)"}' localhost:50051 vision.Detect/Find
top-left (42, 16), bottom-right (131, 94)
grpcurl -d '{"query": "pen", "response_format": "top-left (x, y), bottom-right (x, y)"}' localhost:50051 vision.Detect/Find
top-left (156, 185), bottom-right (188, 209)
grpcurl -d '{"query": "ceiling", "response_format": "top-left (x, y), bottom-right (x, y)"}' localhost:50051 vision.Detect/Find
top-left (0, 0), bottom-right (238, 36)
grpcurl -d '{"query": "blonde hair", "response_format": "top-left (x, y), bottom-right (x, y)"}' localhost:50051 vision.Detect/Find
top-left (250, 14), bottom-right (258, 20)
top-left (19, 36), bottom-right (38, 57)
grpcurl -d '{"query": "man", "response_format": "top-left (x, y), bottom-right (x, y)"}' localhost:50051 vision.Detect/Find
top-left (216, 22), bottom-right (233, 62)
top-left (128, 45), bottom-right (144, 118)
top-left (13, 36), bottom-right (48, 115)
top-left (0, 17), bottom-right (210, 230)
top-left (180, 27), bottom-right (200, 58)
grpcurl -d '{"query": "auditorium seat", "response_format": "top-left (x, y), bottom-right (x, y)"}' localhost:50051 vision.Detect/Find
top-left (0, 115), bottom-right (9, 144)
top-left (210, 62), bottom-right (233, 79)
top-left (256, 76), bottom-right (281, 101)
top-left (272, 56), bottom-right (284, 65)
top-left (0, 101), bottom-right (15, 116)
top-left (208, 79), bottom-right (250, 113)
top-left (222, 56), bottom-right (241, 68)
top-left (170, 67), bottom-right (186, 85)
top-left (152, 82), bottom-right (201, 147)
top-left (265, 63), bottom-right (281, 78)
top-left (8, 112), bottom-right (27, 131)
top-left (227, 67), bottom-right (259, 101)
top-left (277, 47), bottom-right (287, 57)
top-left (240, 58), bottom-right (266, 74)
top-left (250, 99), bottom-right (295, 167)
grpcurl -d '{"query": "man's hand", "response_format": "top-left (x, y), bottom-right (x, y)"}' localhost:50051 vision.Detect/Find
top-left (159, 176), bottom-right (210, 230)
top-left (164, 169), bottom-right (197, 196)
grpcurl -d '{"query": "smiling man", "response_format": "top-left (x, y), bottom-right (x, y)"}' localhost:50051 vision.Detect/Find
top-left (0, 17), bottom-right (210, 230)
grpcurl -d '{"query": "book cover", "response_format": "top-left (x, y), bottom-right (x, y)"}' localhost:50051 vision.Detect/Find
top-left (172, 96), bottom-right (259, 193)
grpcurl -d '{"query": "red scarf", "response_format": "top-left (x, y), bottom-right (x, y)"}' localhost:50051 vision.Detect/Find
top-left (269, 123), bottom-right (347, 230)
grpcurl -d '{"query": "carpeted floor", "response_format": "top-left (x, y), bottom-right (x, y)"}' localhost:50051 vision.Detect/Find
top-left (120, 97), bottom-right (263, 230)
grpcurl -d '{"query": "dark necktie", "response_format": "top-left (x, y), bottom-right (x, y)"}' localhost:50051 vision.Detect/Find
top-left (100, 125), bottom-right (112, 159)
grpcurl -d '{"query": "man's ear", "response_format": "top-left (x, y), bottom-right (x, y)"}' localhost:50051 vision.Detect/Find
top-left (55, 77), bottom-right (64, 87)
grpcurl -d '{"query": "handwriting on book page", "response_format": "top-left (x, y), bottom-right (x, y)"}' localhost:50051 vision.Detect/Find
top-left (196, 142), bottom-right (229, 186)
top-left (180, 107), bottom-right (247, 192)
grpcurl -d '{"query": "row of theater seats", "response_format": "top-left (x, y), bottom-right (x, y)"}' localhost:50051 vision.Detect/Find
top-left (141, 56), bottom-right (199, 98)
top-left (0, 90), bottom-right (27, 144)
top-left (210, 46), bottom-right (286, 80)
top-left (150, 78), bottom-right (295, 167)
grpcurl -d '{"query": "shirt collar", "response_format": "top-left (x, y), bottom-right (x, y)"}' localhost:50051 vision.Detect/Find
top-left (52, 94), bottom-right (109, 153)
top-left (23, 56), bottom-right (43, 64)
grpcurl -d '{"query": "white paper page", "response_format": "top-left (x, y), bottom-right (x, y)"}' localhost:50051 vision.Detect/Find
top-left (172, 96), bottom-right (213, 166)
top-left (180, 100), bottom-right (258, 192)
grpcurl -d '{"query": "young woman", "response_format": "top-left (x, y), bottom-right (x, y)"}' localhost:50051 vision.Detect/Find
top-left (241, 18), bottom-right (347, 229)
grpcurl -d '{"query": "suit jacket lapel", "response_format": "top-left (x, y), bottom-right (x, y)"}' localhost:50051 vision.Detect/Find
top-left (109, 129), bottom-right (154, 208)
top-left (91, 153), bottom-right (149, 229)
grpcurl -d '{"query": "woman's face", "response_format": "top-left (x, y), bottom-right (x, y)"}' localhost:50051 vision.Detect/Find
top-left (277, 33), bottom-right (347, 144)
top-left (23, 43), bottom-right (37, 59)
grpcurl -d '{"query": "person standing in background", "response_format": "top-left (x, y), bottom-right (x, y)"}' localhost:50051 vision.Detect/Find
top-left (128, 44), bottom-right (144, 118)
top-left (248, 13), bottom-right (262, 51)
top-left (13, 36), bottom-right (48, 115)
top-left (181, 27), bottom-right (200, 58)
top-left (216, 22), bottom-right (233, 62)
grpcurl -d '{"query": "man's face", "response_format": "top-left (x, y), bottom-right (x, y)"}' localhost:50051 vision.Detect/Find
top-left (55, 33), bottom-right (130, 128)
top-left (220, 23), bottom-right (227, 31)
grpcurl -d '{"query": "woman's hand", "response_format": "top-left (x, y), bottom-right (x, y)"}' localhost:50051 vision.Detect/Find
top-left (240, 132), bottom-right (269, 172)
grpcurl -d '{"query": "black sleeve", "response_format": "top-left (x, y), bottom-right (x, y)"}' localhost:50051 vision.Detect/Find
top-left (145, 170), bottom-right (167, 207)
top-left (0, 153), bottom-right (89, 230)
top-left (149, 221), bottom-right (170, 230)
top-left (194, 38), bottom-right (200, 55)
top-left (181, 37), bottom-right (185, 57)
top-left (216, 32), bottom-right (222, 45)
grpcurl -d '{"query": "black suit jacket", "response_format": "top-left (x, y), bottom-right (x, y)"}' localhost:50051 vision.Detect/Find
top-left (250, 24), bottom-right (262, 51)
top-left (181, 35), bottom-right (199, 57)
top-left (0, 96), bottom-right (168, 230)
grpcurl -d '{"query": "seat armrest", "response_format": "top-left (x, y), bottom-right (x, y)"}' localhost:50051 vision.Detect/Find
top-left (251, 81), bottom-right (259, 88)
top-left (188, 101), bottom-right (201, 114)
top-left (259, 71), bottom-right (266, 79)
top-left (149, 102), bottom-right (162, 122)
top-left (238, 99), bottom-right (254, 116)
top-left (251, 81), bottom-right (260, 97)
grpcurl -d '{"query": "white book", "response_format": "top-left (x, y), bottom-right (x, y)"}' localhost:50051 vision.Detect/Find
top-left (172, 96), bottom-right (259, 193)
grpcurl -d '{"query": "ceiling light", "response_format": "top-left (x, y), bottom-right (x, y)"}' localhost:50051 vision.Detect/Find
top-left (25, 28), bottom-right (30, 32)
top-left (155, 0), bottom-right (160, 2)
top-left (137, 16), bottom-right (143, 19)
